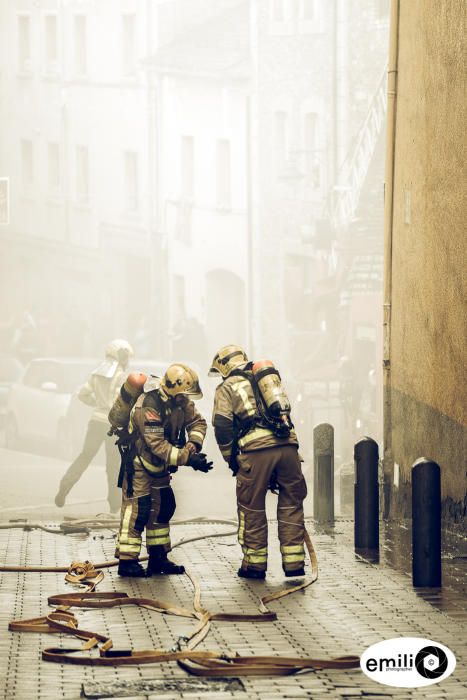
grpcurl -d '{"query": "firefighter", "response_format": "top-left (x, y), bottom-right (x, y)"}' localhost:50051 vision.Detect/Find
top-left (54, 339), bottom-right (133, 512)
top-left (210, 345), bottom-right (307, 580)
top-left (115, 363), bottom-right (212, 577)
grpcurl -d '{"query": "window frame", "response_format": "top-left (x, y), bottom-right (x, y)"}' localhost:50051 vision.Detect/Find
top-left (73, 14), bottom-right (88, 77)
top-left (47, 142), bottom-right (61, 193)
top-left (17, 13), bottom-right (32, 74)
top-left (44, 13), bottom-right (59, 76)
top-left (121, 13), bottom-right (137, 77)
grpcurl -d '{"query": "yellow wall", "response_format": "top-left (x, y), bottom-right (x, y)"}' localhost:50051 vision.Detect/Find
top-left (389, 0), bottom-right (466, 506)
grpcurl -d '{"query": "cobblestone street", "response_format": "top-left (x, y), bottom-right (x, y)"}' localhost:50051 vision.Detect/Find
top-left (0, 517), bottom-right (465, 700)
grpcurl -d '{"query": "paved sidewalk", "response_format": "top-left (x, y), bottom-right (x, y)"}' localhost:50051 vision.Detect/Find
top-left (0, 518), bottom-right (465, 700)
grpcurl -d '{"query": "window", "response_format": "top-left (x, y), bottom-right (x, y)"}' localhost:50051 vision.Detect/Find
top-left (48, 142), bottom-right (60, 191)
top-left (45, 15), bottom-right (58, 70)
top-left (181, 136), bottom-right (194, 200)
top-left (124, 151), bottom-right (139, 212)
top-left (122, 14), bottom-right (136, 76)
top-left (75, 146), bottom-right (89, 201)
top-left (21, 140), bottom-right (33, 186)
top-left (216, 139), bottom-right (231, 209)
top-left (74, 15), bottom-right (87, 75)
top-left (18, 15), bottom-right (31, 72)
top-left (274, 111), bottom-right (288, 173)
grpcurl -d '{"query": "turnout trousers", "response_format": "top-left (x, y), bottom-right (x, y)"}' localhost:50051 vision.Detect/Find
top-left (236, 445), bottom-right (307, 573)
top-left (57, 419), bottom-right (120, 512)
top-left (115, 461), bottom-right (176, 561)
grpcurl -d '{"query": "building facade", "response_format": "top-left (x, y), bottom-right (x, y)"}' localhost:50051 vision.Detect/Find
top-left (383, 0), bottom-right (466, 528)
top-left (0, 1), bottom-right (392, 473)
top-left (0, 0), bottom-right (161, 357)
top-left (146, 0), bottom-right (251, 368)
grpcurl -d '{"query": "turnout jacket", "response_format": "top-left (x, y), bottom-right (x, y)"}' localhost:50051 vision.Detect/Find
top-left (212, 371), bottom-right (298, 463)
top-left (130, 390), bottom-right (207, 477)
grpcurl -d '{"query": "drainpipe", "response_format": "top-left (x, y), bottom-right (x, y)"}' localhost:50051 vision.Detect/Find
top-left (382, 0), bottom-right (400, 519)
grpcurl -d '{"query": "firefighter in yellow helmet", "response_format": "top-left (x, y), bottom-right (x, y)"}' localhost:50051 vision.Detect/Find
top-left (115, 363), bottom-right (212, 577)
top-left (210, 345), bottom-right (307, 580)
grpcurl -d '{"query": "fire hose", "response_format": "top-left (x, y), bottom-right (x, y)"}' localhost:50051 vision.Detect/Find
top-left (1, 519), bottom-right (360, 676)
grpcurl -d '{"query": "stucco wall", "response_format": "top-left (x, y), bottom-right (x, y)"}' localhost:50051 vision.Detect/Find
top-left (388, 0), bottom-right (466, 521)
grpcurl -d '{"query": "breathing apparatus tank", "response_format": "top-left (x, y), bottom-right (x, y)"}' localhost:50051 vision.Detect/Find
top-left (108, 372), bottom-right (147, 431)
top-left (251, 360), bottom-right (293, 437)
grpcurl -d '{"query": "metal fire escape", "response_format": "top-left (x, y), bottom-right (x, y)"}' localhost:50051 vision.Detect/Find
top-left (333, 66), bottom-right (388, 307)
top-left (332, 66), bottom-right (388, 232)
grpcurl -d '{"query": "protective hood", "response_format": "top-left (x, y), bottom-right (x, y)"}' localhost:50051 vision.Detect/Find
top-left (92, 358), bottom-right (119, 378)
top-left (143, 375), bottom-right (162, 394)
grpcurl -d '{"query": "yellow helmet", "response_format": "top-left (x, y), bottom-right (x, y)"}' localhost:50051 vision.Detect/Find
top-left (209, 345), bottom-right (248, 378)
top-left (160, 363), bottom-right (203, 399)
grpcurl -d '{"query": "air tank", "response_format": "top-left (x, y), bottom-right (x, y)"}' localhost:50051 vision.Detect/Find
top-left (108, 372), bottom-right (147, 430)
top-left (252, 360), bottom-right (291, 417)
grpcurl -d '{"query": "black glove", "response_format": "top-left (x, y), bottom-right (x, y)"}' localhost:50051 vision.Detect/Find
top-left (187, 452), bottom-right (213, 473)
top-left (268, 475), bottom-right (279, 494)
top-left (229, 452), bottom-right (239, 477)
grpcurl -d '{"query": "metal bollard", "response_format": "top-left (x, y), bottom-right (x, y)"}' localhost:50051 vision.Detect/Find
top-left (412, 458), bottom-right (441, 587)
top-left (354, 437), bottom-right (379, 550)
top-left (313, 423), bottom-right (334, 522)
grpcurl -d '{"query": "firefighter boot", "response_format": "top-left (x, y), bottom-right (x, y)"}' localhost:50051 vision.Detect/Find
top-left (54, 484), bottom-right (69, 508)
top-left (118, 560), bottom-right (146, 577)
top-left (285, 567), bottom-right (305, 578)
top-left (237, 567), bottom-right (266, 580)
top-left (147, 546), bottom-right (185, 576)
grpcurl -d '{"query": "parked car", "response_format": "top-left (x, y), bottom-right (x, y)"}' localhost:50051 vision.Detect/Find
top-left (5, 357), bottom-right (97, 457)
top-left (0, 355), bottom-right (24, 429)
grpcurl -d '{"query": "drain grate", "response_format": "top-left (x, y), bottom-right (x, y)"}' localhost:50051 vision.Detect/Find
top-left (82, 677), bottom-right (246, 698)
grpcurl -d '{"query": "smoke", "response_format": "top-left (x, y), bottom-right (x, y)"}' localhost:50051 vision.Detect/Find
top-left (0, 0), bottom-right (389, 514)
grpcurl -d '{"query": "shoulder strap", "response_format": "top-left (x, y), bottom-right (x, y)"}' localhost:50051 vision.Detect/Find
top-left (230, 366), bottom-right (253, 381)
top-left (142, 390), bottom-right (165, 416)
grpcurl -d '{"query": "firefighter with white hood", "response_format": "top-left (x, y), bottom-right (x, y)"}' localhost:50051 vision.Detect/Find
top-left (210, 345), bottom-right (307, 580)
top-left (54, 339), bottom-right (133, 511)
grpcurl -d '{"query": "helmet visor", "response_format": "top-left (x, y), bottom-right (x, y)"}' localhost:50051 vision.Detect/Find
top-left (186, 379), bottom-right (203, 399)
